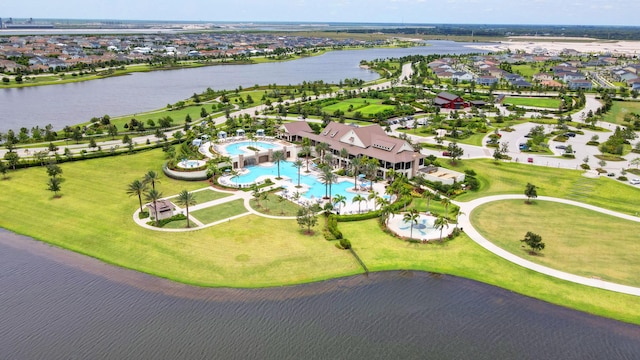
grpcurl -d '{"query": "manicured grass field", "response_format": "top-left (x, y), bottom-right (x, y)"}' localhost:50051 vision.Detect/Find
top-left (471, 200), bottom-right (640, 287)
top-left (340, 219), bottom-right (640, 325)
top-left (250, 192), bottom-right (302, 217)
top-left (190, 199), bottom-right (247, 224)
top-left (321, 98), bottom-right (395, 117)
top-left (455, 159), bottom-right (640, 215)
top-left (186, 188), bottom-right (233, 204)
top-left (1, 149), bottom-right (640, 324)
top-left (602, 100), bottom-right (640, 125)
top-left (503, 97), bottom-right (562, 109)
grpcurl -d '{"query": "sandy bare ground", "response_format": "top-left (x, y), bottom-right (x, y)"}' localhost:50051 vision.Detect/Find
top-left (467, 38), bottom-right (640, 56)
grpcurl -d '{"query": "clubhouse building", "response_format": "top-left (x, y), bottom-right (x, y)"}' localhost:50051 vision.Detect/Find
top-left (279, 121), bottom-right (426, 179)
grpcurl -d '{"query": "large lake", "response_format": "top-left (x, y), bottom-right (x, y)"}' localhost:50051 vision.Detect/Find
top-left (2, 230), bottom-right (639, 359)
top-left (0, 41), bottom-right (485, 132)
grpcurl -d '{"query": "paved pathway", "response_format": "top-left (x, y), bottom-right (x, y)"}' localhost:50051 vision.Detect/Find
top-left (454, 194), bottom-right (640, 297)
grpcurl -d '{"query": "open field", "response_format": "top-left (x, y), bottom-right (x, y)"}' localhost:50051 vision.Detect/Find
top-left (472, 200), bottom-right (640, 287)
top-left (340, 219), bottom-right (640, 325)
top-left (190, 199), bottom-right (247, 224)
top-left (503, 97), bottom-right (562, 109)
top-left (455, 159), bottom-right (640, 215)
top-left (602, 100), bottom-right (640, 125)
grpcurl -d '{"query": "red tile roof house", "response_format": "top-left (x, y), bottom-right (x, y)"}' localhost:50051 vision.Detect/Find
top-left (433, 92), bottom-right (470, 110)
top-left (280, 121), bottom-right (425, 179)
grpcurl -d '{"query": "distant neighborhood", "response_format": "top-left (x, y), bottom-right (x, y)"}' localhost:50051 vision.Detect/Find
top-left (0, 32), bottom-right (388, 75)
top-left (426, 50), bottom-right (640, 92)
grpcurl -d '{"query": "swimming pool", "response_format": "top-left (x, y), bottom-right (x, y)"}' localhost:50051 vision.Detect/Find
top-left (233, 161), bottom-right (358, 202)
top-left (221, 141), bottom-right (281, 156)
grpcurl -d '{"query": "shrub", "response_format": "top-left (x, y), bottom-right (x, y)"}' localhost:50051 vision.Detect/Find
top-left (326, 215), bottom-right (343, 239)
top-left (580, 164), bottom-right (591, 170)
top-left (339, 238), bottom-right (352, 250)
top-left (618, 176), bottom-right (628, 181)
top-left (138, 211), bottom-right (149, 219)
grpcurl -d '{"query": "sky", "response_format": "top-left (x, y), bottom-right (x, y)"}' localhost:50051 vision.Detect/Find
top-left (3, 0), bottom-right (639, 26)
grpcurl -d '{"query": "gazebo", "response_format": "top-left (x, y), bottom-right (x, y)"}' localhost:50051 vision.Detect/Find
top-left (236, 129), bottom-right (246, 138)
top-left (256, 129), bottom-right (265, 137)
top-left (217, 131), bottom-right (227, 140)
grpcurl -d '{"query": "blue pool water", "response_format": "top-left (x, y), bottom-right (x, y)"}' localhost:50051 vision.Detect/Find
top-left (234, 161), bottom-right (359, 201)
top-left (223, 141), bottom-right (281, 155)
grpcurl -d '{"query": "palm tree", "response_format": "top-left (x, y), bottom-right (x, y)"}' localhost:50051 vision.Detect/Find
top-left (440, 197), bottom-right (451, 217)
top-left (340, 147), bottom-right (349, 168)
top-left (352, 194), bottom-right (366, 213)
top-left (143, 170), bottom-right (160, 191)
top-left (364, 159), bottom-right (379, 190)
top-left (350, 156), bottom-right (363, 191)
top-left (422, 191), bottom-right (434, 214)
top-left (454, 210), bottom-right (465, 230)
top-left (368, 190), bottom-right (380, 210)
top-left (403, 209), bottom-right (420, 239)
top-left (324, 153), bottom-right (334, 168)
top-left (144, 189), bottom-right (163, 226)
top-left (302, 145), bottom-right (312, 172)
top-left (319, 167), bottom-right (335, 199)
top-left (272, 150), bottom-right (285, 179)
top-left (315, 142), bottom-right (329, 163)
top-left (378, 198), bottom-right (392, 226)
top-left (176, 190), bottom-right (197, 228)
top-left (434, 216), bottom-right (450, 242)
top-left (230, 169), bottom-right (240, 187)
top-left (332, 194), bottom-right (347, 214)
top-left (293, 159), bottom-right (303, 187)
top-left (126, 179), bottom-right (148, 213)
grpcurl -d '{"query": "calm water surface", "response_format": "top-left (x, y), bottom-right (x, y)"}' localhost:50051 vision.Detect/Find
top-left (1, 229), bottom-right (639, 360)
top-left (0, 41), bottom-right (486, 132)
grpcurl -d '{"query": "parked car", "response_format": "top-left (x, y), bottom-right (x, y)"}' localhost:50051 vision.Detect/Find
top-left (519, 143), bottom-right (528, 151)
top-left (527, 157), bottom-right (534, 163)
top-left (442, 151), bottom-right (451, 157)
top-left (607, 173), bottom-right (615, 177)
top-left (555, 145), bottom-right (566, 150)
top-left (630, 178), bottom-right (640, 185)
top-left (566, 132), bottom-right (576, 137)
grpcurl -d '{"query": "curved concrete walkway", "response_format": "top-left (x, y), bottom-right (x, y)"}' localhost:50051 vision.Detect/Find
top-left (454, 194), bottom-right (640, 297)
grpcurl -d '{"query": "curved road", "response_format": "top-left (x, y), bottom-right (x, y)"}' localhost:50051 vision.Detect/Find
top-left (454, 194), bottom-right (640, 297)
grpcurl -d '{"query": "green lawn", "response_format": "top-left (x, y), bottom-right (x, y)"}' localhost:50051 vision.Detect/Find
top-left (250, 192), bottom-right (302, 217)
top-left (454, 159), bottom-right (640, 215)
top-left (471, 200), bottom-right (640, 287)
top-left (190, 199), bottom-right (248, 224)
top-left (187, 188), bottom-right (234, 204)
top-left (340, 219), bottom-right (640, 325)
top-left (1, 149), bottom-right (640, 324)
top-left (503, 97), bottom-right (562, 109)
top-left (602, 100), bottom-right (640, 125)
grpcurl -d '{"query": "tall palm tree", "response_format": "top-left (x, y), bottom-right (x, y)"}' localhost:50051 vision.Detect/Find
top-left (176, 190), bottom-right (197, 228)
top-left (144, 189), bottom-right (163, 226)
top-left (403, 209), bottom-right (420, 239)
top-left (126, 179), bottom-right (148, 213)
top-left (143, 170), bottom-right (160, 191)
top-left (340, 147), bottom-right (349, 168)
top-left (324, 153), bottom-right (334, 168)
top-left (293, 159), bottom-right (303, 187)
top-left (350, 156), bottom-right (363, 191)
top-left (378, 198), bottom-right (392, 226)
top-left (368, 190), bottom-right (380, 210)
top-left (434, 216), bottom-right (450, 242)
top-left (440, 197), bottom-right (451, 217)
top-left (230, 169), bottom-right (240, 187)
top-left (332, 194), bottom-right (347, 214)
top-left (315, 142), bottom-right (329, 163)
top-left (302, 145), bottom-right (312, 172)
top-left (272, 150), bottom-right (285, 179)
top-left (352, 194), bottom-right (366, 213)
top-left (364, 159), bottom-right (379, 190)
top-left (454, 210), bottom-right (465, 230)
top-left (422, 191), bottom-right (434, 214)
top-left (319, 167), bottom-right (335, 199)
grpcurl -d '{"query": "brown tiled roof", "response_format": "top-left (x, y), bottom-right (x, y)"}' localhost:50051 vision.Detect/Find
top-left (304, 121), bottom-right (422, 164)
top-left (282, 121), bottom-right (313, 136)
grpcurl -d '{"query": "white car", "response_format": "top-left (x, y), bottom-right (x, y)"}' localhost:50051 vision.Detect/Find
top-left (630, 178), bottom-right (640, 185)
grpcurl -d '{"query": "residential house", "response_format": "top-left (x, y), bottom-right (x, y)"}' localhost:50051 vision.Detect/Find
top-left (475, 75), bottom-right (498, 86)
top-left (568, 79), bottom-right (593, 90)
top-left (433, 92), bottom-right (469, 109)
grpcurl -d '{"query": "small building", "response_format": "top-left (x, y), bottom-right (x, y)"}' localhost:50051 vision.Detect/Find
top-left (433, 92), bottom-right (469, 109)
top-left (256, 129), bottom-right (265, 137)
top-left (146, 199), bottom-right (176, 221)
top-left (419, 166), bottom-right (465, 186)
top-left (217, 131), bottom-right (227, 140)
top-left (236, 129), bottom-right (246, 137)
